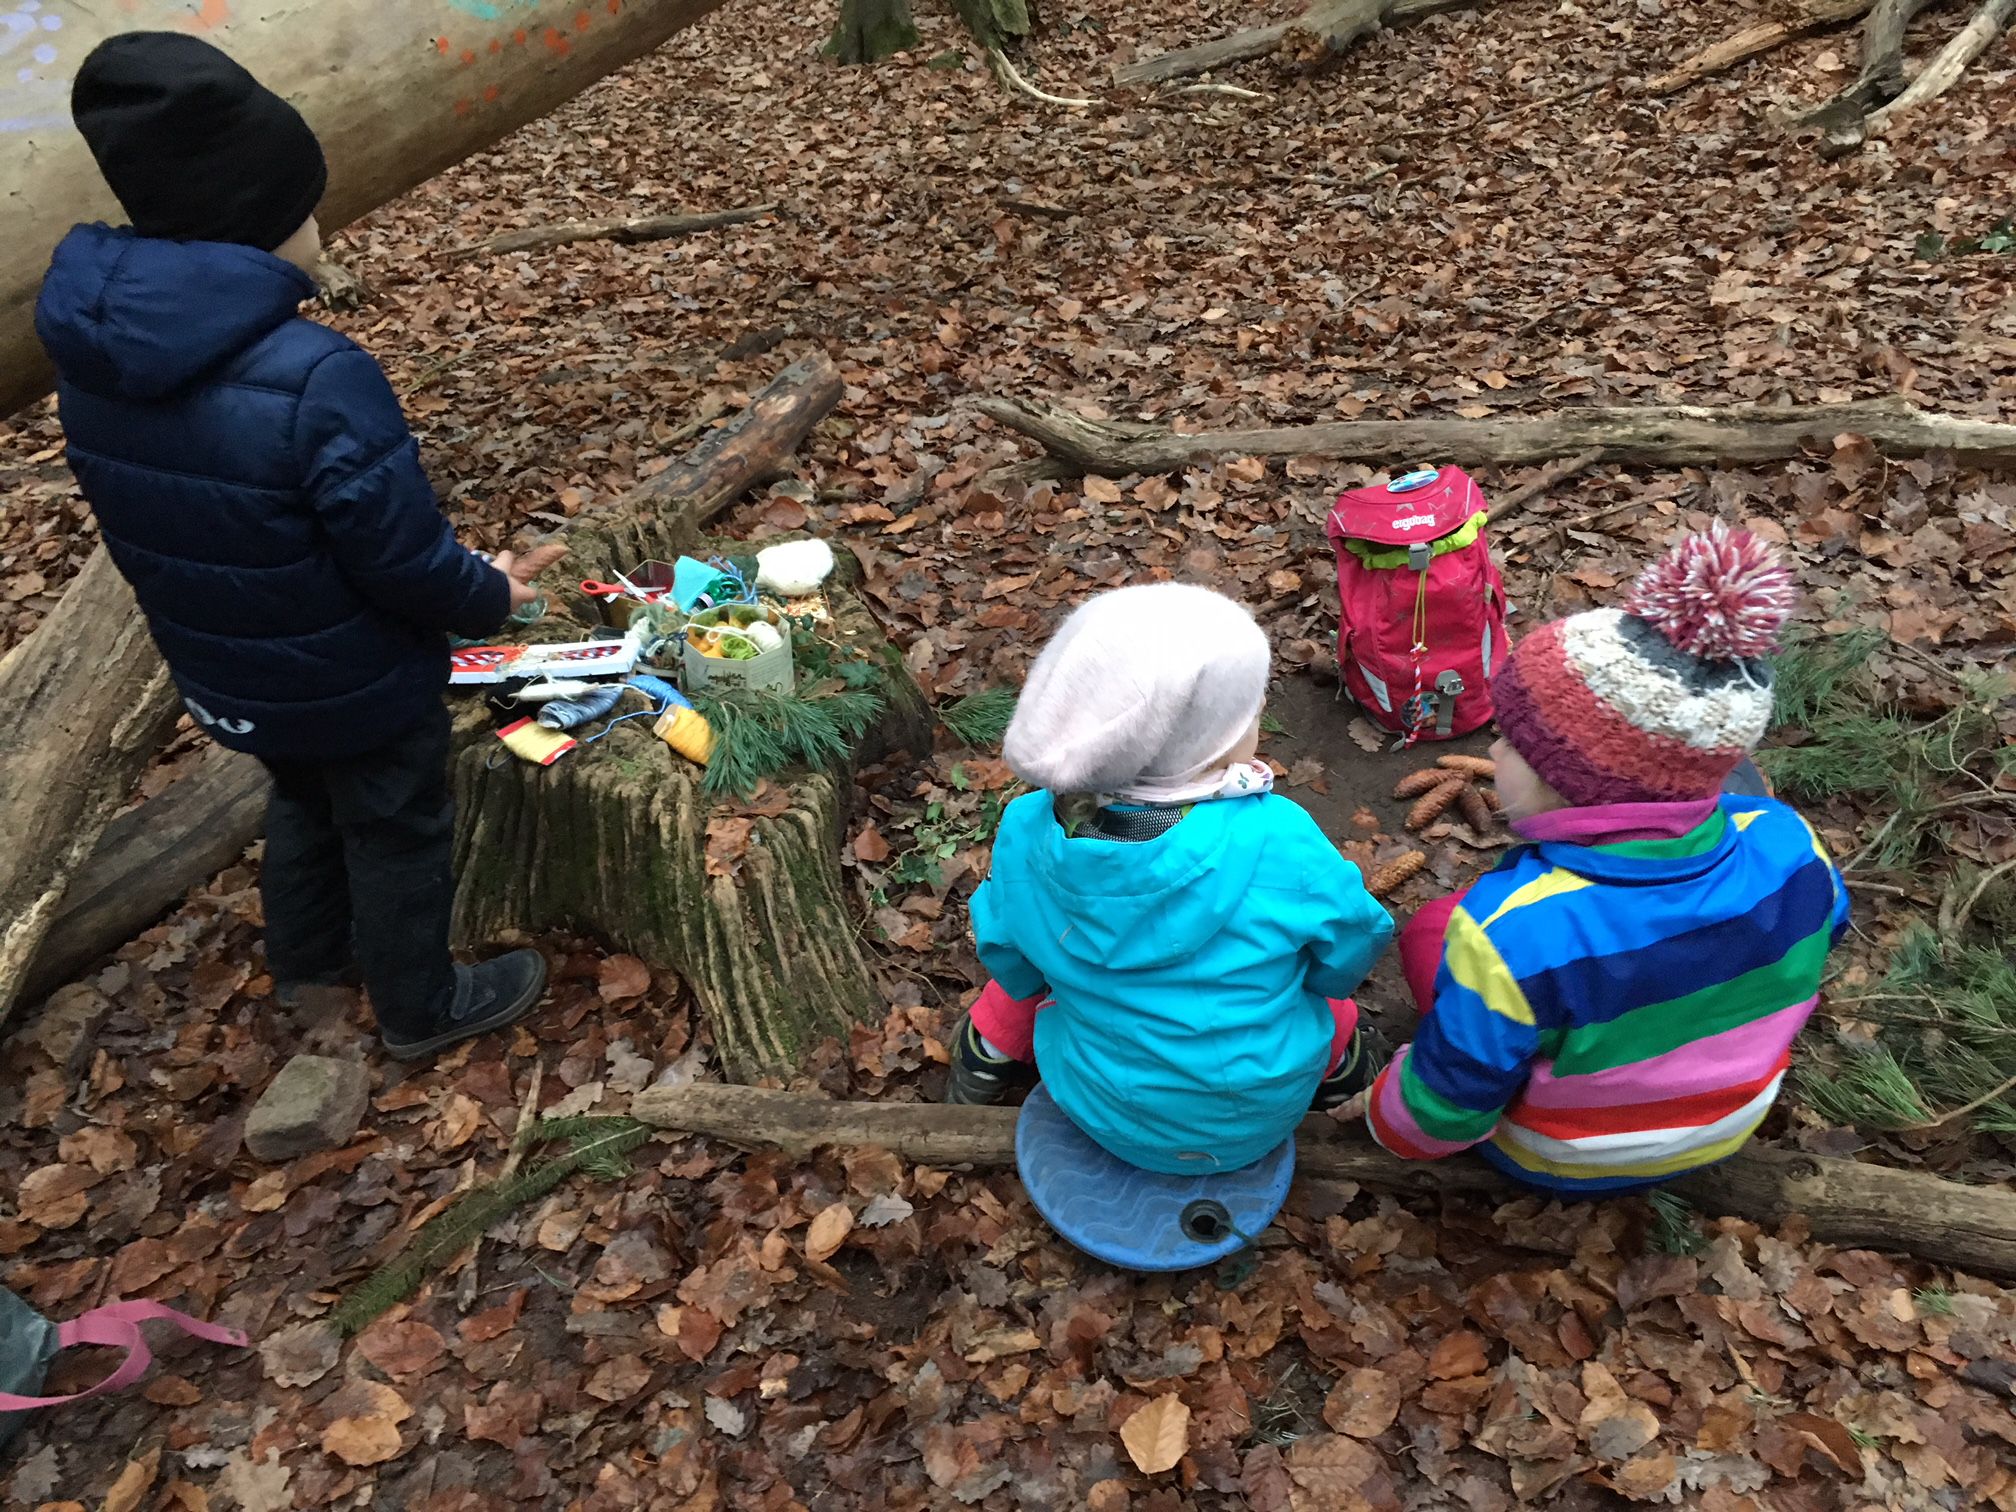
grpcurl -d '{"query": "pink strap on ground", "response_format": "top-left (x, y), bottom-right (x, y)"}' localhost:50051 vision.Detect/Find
top-left (0, 1300), bottom-right (248, 1412)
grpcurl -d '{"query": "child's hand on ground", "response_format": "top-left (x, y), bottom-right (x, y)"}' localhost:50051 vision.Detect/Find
top-left (493, 543), bottom-right (568, 611)
top-left (1329, 1089), bottom-right (1371, 1124)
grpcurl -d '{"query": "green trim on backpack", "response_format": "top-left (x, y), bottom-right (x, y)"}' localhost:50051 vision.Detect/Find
top-left (1337, 511), bottom-right (1489, 570)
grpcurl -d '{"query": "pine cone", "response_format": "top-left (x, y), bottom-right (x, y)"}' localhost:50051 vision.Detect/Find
top-left (1392, 768), bottom-right (1455, 800)
top-left (1457, 785), bottom-right (1495, 832)
top-left (1436, 755), bottom-right (1497, 778)
top-left (1480, 786), bottom-right (1503, 812)
top-left (1367, 851), bottom-right (1428, 898)
top-left (1405, 778), bottom-right (1468, 831)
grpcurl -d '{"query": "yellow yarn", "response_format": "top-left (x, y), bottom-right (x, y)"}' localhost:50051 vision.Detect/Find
top-left (654, 704), bottom-right (715, 765)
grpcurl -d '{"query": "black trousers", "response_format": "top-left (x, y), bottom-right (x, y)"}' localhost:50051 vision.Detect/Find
top-left (257, 705), bottom-right (457, 1039)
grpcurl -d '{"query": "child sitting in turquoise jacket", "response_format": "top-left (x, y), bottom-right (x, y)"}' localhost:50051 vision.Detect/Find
top-left (951, 583), bottom-right (1395, 1174)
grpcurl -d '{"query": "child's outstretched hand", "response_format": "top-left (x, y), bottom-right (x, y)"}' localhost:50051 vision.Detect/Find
top-left (493, 542), bottom-right (568, 611)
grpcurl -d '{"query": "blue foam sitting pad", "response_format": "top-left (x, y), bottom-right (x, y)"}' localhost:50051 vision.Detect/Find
top-left (1014, 1083), bottom-right (1296, 1272)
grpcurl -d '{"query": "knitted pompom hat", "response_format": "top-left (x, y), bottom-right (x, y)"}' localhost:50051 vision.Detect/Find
top-left (1491, 524), bottom-right (1795, 806)
top-left (1004, 583), bottom-right (1271, 797)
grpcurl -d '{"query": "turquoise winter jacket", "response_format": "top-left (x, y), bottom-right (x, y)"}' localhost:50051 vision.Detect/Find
top-left (970, 791), bottom-right (1394, 1174)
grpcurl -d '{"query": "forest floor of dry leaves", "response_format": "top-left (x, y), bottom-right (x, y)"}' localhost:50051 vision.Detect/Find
top-left (2, 0), bottom-right (2015, 1507)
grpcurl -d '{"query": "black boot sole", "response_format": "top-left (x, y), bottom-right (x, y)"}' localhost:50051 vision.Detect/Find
top-left (381, 958), bottom-right (548, 1063)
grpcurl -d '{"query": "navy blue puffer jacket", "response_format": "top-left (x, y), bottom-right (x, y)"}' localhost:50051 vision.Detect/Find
top-left (36, 224), bottom-right (508, 760)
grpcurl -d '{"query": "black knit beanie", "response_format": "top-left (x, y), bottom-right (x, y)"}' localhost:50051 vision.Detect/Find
top-left (71, 33), bottom-right (327, 253)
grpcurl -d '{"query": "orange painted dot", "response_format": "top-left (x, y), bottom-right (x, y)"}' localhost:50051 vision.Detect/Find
top-left (461, 48), bottom-right (477, 64)
top-left (483, 83), bottom-right (501, 102)
top-left (435, 35), bottom-right (451, 54)
top-left (574, 9), bottom-right (591, 31)
top-left (514, 27), bottom-right (528, 44)
top-left (543, 26), bottom-right (571, 53)
top-left (607, 0), bottom-right (621, 13)
top-left (453, 97), bottom-right (472, 116)
top-left (489, 37), bottom-right (502, 53)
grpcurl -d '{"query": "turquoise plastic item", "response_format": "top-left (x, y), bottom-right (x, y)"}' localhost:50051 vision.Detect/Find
top-left (1014, 1084), bottom-right (1295, 1272)
top-left (672, 556), bottom-right (735, 613)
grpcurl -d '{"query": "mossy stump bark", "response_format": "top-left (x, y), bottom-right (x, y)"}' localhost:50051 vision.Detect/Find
top-left (825, 0), bottom-right (922, 63)
top-left (445, 355), bottom-right (931, 1079)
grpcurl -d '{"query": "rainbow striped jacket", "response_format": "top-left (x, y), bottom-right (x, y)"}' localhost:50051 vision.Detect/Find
top-left (1368, 796), bottom-right (1849, 1194)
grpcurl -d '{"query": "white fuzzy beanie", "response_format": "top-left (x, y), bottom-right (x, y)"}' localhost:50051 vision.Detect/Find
top-left (1004, 583), bottom-right (1271, 797)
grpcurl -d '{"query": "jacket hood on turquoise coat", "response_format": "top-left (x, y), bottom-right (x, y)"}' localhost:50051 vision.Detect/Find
top-left (971, 790), bottom-right (1393, 1174)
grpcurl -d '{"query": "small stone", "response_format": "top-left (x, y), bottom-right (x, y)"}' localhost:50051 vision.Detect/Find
top-left (245, 1055), bottom-right (370, 1162)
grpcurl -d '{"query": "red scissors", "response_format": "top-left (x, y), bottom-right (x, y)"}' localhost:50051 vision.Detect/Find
top-left (578, 574), bottom-right (669, 602)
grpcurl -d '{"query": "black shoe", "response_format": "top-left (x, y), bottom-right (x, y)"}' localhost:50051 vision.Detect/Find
top-left (381, 949), bottom-right (548, 1063)
top-left (1312, 1023), bottom-right (1392, 1111)
top-left (943, 1013), bottom-right (1035, 1106)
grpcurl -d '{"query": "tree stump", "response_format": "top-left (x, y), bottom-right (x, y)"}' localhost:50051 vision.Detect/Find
top-left (825, 0), bottom-right (921, 64)
top-left (443, 355), bottom-right (930, 1080)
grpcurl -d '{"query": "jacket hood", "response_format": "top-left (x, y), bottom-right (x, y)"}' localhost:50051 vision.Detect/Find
top-left (36, 223), bottom-right (314, 402)
top-left (1024, 797), bottom-right (1268, 970)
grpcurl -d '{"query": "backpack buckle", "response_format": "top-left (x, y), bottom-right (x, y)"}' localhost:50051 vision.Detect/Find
top-left (1434, 670), bottom-right (1465, 737)
top-left (1407, 543), bottom-right (1432, 572)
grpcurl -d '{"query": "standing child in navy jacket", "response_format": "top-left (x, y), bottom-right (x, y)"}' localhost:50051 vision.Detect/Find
top-left (36, 33), bottom-right (559, 1061)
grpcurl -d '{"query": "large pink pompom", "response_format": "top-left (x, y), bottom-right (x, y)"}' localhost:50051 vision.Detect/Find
top-left (1623, 524), bottom-right (1795, 661)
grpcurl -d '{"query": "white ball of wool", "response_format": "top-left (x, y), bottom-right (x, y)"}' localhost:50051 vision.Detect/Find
top-left (756, 538), bottom-right (836, 597)
top-left (1004, 582), bottom-right (1271, 797)
top-left (740, 619), bottom-right (785, 655)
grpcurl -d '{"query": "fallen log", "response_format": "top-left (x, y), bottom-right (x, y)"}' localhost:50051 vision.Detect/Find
top-left (1113, 0), bottom-right (1477, 88)
top-left (449, 354), bottom-right (935, 1080)
top-left (1866, 0), bottom-right (2016, 134)
top-left (18, 748), bottom-right (266, 1008)
top-left (452, 205), bottom-right (780, 261)
top-left (630, 1084), bottom-right (2016, 1280)
top-left (0, 549), bottom-right (181, 1024)
top-left (972, 394), bottom-right (2016, 477)
top-left (1483, 449), bottom-right (1602, 524)
top-left (1642, 0), bottom-right (1873, 96)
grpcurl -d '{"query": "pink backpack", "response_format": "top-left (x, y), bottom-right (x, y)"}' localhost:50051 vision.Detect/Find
top-left (1325, 467), bottom-right (1508, 743)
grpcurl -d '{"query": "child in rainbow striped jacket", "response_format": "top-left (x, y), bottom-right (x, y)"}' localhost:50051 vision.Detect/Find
top-left (1366, 526), bottom-right (1850, 1194)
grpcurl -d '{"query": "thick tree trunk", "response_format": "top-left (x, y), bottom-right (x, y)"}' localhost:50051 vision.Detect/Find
top-left (975, 394), bottom-right (2016, 476)
top-left (1, 0), bottom-right (735, 420)
top-left (0, 550), bottom-right (181, 1024)
top-left (454, 205), bottom-right (778, 261)
top-left (1643, 0), bottom-right (1874, 96)
top-left (18, 749), bottom-right (266, 1008)
top-left (825, 0), bottom-right (922, 63)
top-left (448, 354), bottom-right (932, 1080)
top-left (631, 1086), bottom-right (2016, 1280)
top-left (1114, 0), bottom-right (1477, 87)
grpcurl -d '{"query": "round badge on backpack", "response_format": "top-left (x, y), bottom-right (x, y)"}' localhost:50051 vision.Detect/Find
top-left (1387, 469), bottom-right (1440, 493)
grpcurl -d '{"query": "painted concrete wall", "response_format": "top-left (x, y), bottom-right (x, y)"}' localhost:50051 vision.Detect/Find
top-left (2, 0), bottom-right (730, 416)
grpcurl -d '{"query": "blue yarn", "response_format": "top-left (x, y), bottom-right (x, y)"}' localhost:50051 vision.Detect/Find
top-left (535, 682), bottom-right (627, 730)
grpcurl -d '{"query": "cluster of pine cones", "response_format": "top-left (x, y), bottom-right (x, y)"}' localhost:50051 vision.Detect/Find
top-left (1364, 756), bottom-right (1499, 900)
